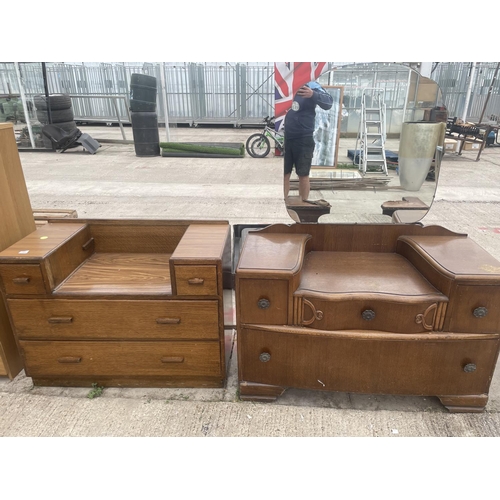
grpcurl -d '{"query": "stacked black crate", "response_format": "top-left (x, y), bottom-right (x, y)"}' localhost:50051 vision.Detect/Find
top-left (129, 74), bottom-right (160, 157)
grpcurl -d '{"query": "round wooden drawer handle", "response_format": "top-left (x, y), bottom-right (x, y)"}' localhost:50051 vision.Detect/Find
top-left (258, 298), bottom-right (270, 309)
top-left (463, 363), bottom-right (477, 373)
top-left (361, 309), bottom-right (376, 321)
top-left (473, 307), bottom-right (488, 318)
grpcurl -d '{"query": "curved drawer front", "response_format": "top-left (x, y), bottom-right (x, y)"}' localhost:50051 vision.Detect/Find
top-left (294, 296), bottom-right (447, 333)
top-left (8, 299), bottom-right (220, 340)
top-left (20, 340), bottom-right (221, 378)
top-left (239, 326), bottom-right (500, 396)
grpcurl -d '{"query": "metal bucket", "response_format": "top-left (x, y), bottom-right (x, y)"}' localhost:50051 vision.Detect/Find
top-left (398, 122), bottom-right (446, 191)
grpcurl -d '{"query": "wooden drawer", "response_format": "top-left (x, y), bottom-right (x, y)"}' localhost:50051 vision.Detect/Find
top-left (0, 264), bottom-right (46, 295)
top-left (174, 265), bottom-right (218, 295)
top-left (448, 285), bottom-right (500, 333)
top-left (19, 340), bottom-right (222, 378)
top-left (295, 296), bottom-right (448, 333)
top-left (239, 325), bottom-right (500, 396)
top-left (8, 299), bottom-right (220, 341)
top-left (238, 279), bottom-right (289, 325)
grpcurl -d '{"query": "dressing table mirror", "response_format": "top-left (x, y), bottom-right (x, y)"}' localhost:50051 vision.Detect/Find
top-left (285, 63), bottom-right (445, 224)
top-left (235, 63), bottom-right (500, 412)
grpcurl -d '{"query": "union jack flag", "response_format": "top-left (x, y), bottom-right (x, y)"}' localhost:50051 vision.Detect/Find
top-left (274, 62), bottom-right (329, 132)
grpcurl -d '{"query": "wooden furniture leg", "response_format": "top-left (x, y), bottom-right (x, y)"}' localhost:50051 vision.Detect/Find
top-left (438, 395), bottom-right (489, 413)
top-left (239, 381), bottom-right (286, 402)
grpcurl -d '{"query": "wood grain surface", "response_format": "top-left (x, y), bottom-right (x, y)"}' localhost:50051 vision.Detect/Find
top-left (0, 123), bottom-right (36, 250)
top-left (9, 298), bottom-right (220, 341)
top-left (398, 235), bottom-right (500, 279)
top-left (174, 265), bottom-right (217, 295)
top-left (0, 223), bottom-right (87, 261)
top-left (20, 340), bottom-right (222, 378)
top-left (0, 123), bottom-right (36, 378)
top-left (171, 223), bottom-right (230, 261)
top-left (237, 233), bottom-right (311, 274)
top-left (239, 325), bottom-right (500, 398)
top-left (0, 350), bottom-right (6, 376)
top-left (256, 223), bottom-right (464, 253)
top-left (297, 251), bottom-right (445, 298)
top-left (0, 264), bottom-right (46, 295)
top-left (56, 253), bottom-right (173, 295)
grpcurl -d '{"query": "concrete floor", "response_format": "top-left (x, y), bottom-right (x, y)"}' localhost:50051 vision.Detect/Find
top-left (2, 123), bottom-right (500, 439)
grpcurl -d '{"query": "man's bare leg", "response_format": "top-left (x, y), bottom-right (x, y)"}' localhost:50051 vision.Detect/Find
top-left (284, 173), bottom-right (291, 199)
top-left (298, 175), bottom-right (310, 201)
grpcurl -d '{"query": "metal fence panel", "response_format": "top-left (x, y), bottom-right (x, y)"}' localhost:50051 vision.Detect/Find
top-left (3, 62), bottom-right (497, 129)
top-left (432, 62), bottom-right (500, 122)
top-left (0, 62), bottom-right (273, 126)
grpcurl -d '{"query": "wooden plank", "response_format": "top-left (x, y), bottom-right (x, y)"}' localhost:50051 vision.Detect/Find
top-left (0, 350), bottom-right (6, 376)
top-left (0, 123), bottom-right (36, 378)
top-left (0, 124), bottom-right (36, 248)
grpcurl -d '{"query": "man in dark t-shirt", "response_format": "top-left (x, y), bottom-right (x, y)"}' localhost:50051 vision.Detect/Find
top-left (283, 81), bottom-right (333, 201)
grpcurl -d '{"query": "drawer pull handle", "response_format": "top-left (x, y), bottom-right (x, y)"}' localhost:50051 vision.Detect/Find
top-left (58, 356), bottom-right (82, 364)
top-left (48, 316), bottom-right (73, 324)
top-left (13, 277), bottom-right (30, 284)
top-left (302, 299), bottom-right (324, 326)
top-left (82, 237), bottom-right (94, 251)
top-left (463, 363), bottom-right (477, 373)
top-left (188, 278), bottom-right (204, 285)
top-left (259, 352), bottom-right (271, 363)
top-left (415, 303), bottom-right (437, 331)
top-left (161, 356), bottom-right (184, 363)
top-left (473, 307), bottom-right (488, 318)
top-left (361, 309), bottom-right (376, 321)
top-left (258, 298), bottom-right (270, 309)
top-left (156, 317), bottom-right (181, 325)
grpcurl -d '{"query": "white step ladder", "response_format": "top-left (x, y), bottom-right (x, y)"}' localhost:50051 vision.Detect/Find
top-left (354, 88), bottom-right (388, 175)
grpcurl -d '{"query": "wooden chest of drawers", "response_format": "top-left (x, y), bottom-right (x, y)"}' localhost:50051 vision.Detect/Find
top-left (236, 224), bottom-right (500, 412)
top-left (0, 219), bottom-right (231, 388)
